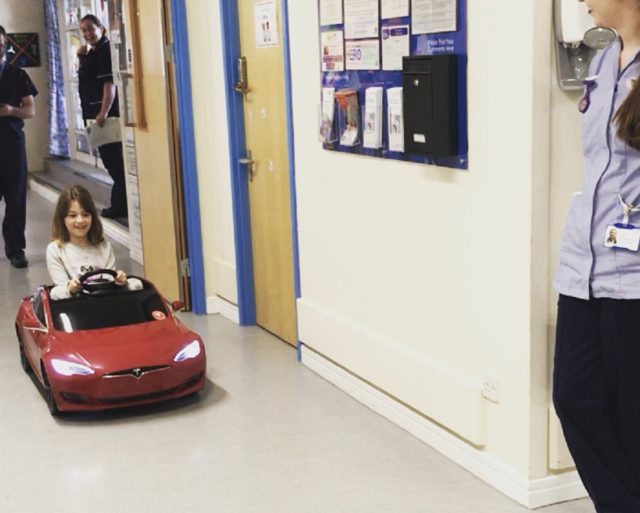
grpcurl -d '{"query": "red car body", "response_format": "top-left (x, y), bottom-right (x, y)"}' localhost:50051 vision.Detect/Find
top-left (15, 280), bottom-right (206, 414)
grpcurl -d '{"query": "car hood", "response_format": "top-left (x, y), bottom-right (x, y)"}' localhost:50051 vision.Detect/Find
top-left (49, 319), bottom-right (199, 372)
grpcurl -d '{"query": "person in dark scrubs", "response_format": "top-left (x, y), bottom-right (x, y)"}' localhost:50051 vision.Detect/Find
top-left (0, 25), bottom-right (37, 268)
top-left (77, 14), bottom-right (127, 219)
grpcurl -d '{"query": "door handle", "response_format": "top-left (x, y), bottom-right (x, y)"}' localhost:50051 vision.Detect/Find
top-left (239, 151), bottom-right (255, 181)
top-left (233, 56), bottom-right (250, 95)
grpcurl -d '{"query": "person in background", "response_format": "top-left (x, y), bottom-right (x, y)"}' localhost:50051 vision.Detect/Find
top-left (46, 185), bottom-right (140, 300)
top-left (553, 1), bottom-right (640, 511)
top-left (0, 25), bottom-right (37, 268)
top-left (77, 14), bottom-right (127, 219)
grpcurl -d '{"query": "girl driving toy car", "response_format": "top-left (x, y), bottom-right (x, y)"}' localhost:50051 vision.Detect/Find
top-left (46, 185), bottom-right (141, 300)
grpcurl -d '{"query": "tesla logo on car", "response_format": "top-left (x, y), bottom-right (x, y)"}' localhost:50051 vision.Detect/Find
top-left (132, 368), bottom-right (143, 378)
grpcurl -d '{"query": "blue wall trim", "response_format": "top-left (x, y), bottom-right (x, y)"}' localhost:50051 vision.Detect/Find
top-left (280, 0), bottom-right (303, 359)
top-left (170, 0), bottom-right (206, 314)
top-left (219, 0), bottom-right (256, 326)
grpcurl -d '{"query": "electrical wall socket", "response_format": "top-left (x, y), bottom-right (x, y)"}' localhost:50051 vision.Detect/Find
top-left (482, 374), bottom-right (499, 403)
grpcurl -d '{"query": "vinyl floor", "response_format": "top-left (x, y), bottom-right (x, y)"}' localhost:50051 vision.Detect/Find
top-left (0, 191), bottom-right (594, 513)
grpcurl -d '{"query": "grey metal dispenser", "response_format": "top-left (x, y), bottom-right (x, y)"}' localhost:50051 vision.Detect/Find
top-left (554, 0), bottom-right (616, 90)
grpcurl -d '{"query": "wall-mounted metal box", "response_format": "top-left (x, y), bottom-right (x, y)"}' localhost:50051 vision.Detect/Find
top-left (403, 55), bottom-right (458, 157)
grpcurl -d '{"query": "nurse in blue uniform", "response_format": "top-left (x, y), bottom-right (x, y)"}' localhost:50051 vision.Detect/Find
top-left (0, 25), bottom-right (37, 268)
top-left (554, 1), bottom-right (640, 511)
top-left (77, 14), bottom-right (127, 219)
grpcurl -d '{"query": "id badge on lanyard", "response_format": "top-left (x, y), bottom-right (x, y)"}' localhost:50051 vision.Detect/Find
top-left (604, 196), bottom-right (640, 251)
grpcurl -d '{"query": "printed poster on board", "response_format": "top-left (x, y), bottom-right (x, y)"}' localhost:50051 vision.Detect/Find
top-left (382, 25), bottom-right (409, 70)
top-left (320, 0), bottom-right (343, 25)
top-left (344, 0), bottom-right (379, 39)
top-left (412, 0), bottom-right (457, 34)
top-left (381, 0), bottom-right (409, 19)
top-left (321, 31), bottom-right (345, 71)
top-left (345, 39), bottom-right (380, 70)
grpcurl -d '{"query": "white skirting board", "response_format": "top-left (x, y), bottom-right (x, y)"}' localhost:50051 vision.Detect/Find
top-left (206, 295), bottom-right (240, 324)
top-left (300, 345), bottom-right (588, 509)
top-left (30, 178), bottom-right (130, 249)
top-left (29, 178), bottom-right (60, 203)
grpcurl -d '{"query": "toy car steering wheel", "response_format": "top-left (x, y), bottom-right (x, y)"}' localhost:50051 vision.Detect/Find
top-left (79, 269), bottom-right (118, 296)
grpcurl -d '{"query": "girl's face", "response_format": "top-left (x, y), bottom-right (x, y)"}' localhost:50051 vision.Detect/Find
top-left (80, 19), bottom-right (103, 47)
top-left (65, 200), bottom-right (92, 244)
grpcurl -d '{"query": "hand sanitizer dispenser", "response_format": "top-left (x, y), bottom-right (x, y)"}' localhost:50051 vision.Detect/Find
top-left (554, 0), bottom-right (616, 90)
top-left (402, 54), bottom-right (458, 157)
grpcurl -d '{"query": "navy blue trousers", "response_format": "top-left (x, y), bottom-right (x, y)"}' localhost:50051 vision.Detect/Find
top-left (0, 133), bottom-right (27, 257)
top-left (553, 295), bottom-right (640, 513)
top-left (98, 141), bottom-right (127, 213)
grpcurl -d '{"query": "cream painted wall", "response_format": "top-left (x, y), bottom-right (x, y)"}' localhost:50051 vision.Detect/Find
top-left (546, 27), bottom-right (586, 472)
top-left (0, 0), bottom-right (48, 172)
top-left (192, 0), bottom-right (561, 483)
top-left (290, 0), bottom-right (552, 479)
top-left (185, 0), bottom-right (237, 305)
top-left (548, 69), bottom-right (584, 324)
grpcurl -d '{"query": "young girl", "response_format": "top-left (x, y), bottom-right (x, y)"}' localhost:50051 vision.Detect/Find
top-left (46, 185), bottom-right (138, 300)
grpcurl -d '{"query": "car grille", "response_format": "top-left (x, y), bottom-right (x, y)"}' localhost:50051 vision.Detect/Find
top-left (98, 372), bottom-right (204, 405)
top-left (103, 365), bottom-right (170, 379)
top-left (60, 372), bottom-right (204, 406)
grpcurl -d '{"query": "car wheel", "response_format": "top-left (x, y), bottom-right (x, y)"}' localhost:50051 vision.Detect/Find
top-left (15, 325), bottom-right (31, 374)
top-left (41, 366), bottom-right (59, 416)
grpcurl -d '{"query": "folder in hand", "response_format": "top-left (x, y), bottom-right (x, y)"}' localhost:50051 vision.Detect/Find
top-left (85, 118), bottom-right (122, 150)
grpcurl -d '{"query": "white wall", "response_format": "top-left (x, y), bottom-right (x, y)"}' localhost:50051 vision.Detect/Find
top-left (185, 0), bottom-right (238, 306)
top-left (190, 0), bottom-right (575, 489)
top-left (290, 0), bottom-right (552, 479)
top-left (549, 69), bottom-right (584, 322)
top-left (0, 0), bottom-right (48, 172)
top-left (546, 25), bottom-right (586, 473)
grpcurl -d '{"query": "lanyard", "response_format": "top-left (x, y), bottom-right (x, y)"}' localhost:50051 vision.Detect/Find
top-left (618, 195), bottom-right (640, 225)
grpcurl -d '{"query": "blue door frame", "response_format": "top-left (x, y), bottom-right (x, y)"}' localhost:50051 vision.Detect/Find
top-left (168, 0), bottom-right (206, 314)
top-left (219, 0), bottom-right (301, 339)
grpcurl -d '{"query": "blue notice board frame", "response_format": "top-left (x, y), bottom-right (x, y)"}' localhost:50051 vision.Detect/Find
top-left (319, 1), bottom-right (468, 170)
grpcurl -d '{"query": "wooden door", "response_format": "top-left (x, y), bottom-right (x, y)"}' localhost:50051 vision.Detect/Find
top-left (125, 0), bottom-right (186, 302)
top-left (237, 0), bottom-right (297, 345)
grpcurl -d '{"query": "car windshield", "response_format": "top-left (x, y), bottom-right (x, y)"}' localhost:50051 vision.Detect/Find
top-left (49, 288), bottom-right (168, 332)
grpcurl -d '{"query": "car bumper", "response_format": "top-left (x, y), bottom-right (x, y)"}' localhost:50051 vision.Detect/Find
top-left (49, 358), bottom-right (206, 412)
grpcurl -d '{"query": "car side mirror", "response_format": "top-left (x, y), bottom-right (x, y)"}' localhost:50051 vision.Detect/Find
top-left (23, 316), bottom-right (47, 333)
top-left (171, 300), bottom-right (184, 312)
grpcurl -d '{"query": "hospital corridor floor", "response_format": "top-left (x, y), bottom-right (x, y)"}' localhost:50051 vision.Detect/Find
top-left (0, 191), bottom-right (593, 513)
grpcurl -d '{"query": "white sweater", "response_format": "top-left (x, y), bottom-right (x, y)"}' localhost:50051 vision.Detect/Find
top-left (46, 240), bottom-right (117, 300)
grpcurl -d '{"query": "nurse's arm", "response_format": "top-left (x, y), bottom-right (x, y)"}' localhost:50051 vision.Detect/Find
top-left (0, 95), bottom-right (35, 119)
top-left (96, 82), bottom-right (116, 126)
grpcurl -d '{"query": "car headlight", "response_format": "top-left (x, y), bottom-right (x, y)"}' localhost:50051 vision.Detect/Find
top-left (174, 340), bottom-right (201, 362)
top-left (51, 359), bottom-right (95, 376)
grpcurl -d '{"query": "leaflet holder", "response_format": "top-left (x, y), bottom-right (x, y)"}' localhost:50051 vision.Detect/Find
top-left (402, 55), bottom-right (458, 157)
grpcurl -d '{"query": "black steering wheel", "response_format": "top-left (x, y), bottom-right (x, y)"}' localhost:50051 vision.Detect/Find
top-left (79, 269), bottom-right (118, 296)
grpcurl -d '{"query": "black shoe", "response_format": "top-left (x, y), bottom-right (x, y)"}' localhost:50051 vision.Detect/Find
top-left (101, 207), bottom-right (127, 219)
top-left (9, 252), bottom-right (28, 268)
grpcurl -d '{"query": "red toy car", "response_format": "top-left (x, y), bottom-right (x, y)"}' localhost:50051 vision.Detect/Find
top-left (15, 270), bottom-right (206, 415)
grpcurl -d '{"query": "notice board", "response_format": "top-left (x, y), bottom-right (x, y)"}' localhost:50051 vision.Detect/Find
top-left (318, 0), bottom-right (468, 170)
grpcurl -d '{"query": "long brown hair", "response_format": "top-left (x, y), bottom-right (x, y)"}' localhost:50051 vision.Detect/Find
top-left (614, 78), bottom-right (640, 149)
top-left (52, 185), bottom-right (104, 245)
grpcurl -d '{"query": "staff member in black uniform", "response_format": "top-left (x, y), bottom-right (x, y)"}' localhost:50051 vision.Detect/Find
top-left (78, 14), bottom-right (127, 219)
top-left (0, 25), bottom-right (37, 268)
